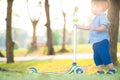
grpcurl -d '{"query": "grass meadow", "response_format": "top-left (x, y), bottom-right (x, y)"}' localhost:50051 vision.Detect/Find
top-left (1, 43), bottom-right (120, 56)
top-left (0, 58), bottom-right (120, 80)
top-left (0, 43), bottom-right (120, 80)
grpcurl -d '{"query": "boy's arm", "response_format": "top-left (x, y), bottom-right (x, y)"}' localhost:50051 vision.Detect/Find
top-left (91, 24), bottom-right (106, 32)
top-left (76, 24), bottom-right (90, 30)
top-left (76, 24), bottom-right (106, 32)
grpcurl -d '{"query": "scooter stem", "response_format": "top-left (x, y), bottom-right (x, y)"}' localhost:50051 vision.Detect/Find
top-left (73, 25), bottom-right (77, 63)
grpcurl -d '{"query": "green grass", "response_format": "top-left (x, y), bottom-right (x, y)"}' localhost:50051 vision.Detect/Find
top-left (0, 72), bottom-right (120, 80)
top-left (0, 58), bottom-right (120, 80)
top-left (0, 43), bottom-right (120, 80)
top-left (1, 48), bottom-right (28, 56)
top-left (1, 43), bottom-right (120, 56)
top-left (54, 44), bottom-right (93, 53)
top-left (117, 43), bottom-right (120, 52)
top-left (0, 59), bottom-right (94, 73)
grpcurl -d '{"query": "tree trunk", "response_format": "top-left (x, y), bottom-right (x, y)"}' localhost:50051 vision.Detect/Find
top-left (30, 21), bottom-right (38, 50)
top-left (45, 0), bottom-right (54, 55)
top-left (108, 0), bottom-right (120, 66)
top-left (26, 0), bottom-right (41, 51)
top-left (59, 11), bottom-right (68, 53)
top-left (6, 0), bottom-right (14, 63)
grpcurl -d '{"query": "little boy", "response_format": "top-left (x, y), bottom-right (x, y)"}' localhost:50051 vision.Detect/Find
top-left (76, 0), bottom-right (116, 74)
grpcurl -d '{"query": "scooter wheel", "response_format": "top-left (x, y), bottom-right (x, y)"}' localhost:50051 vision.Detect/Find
top-left (29, 67), bottom-right (38, 73)
top-left (73, 66), bottom-right (85, 74)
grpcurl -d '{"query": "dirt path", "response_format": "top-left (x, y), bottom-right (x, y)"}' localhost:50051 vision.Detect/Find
top-left (0, 53), bottom-right (120, 62)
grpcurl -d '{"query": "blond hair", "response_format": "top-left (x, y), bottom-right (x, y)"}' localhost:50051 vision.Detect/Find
top-left (91, 0), bottom-right (109, 12)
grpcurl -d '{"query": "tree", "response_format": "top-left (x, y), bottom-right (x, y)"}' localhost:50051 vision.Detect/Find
top-left (108, 0), bottom-right (120, 65)
top-left (27, 0), bottom-right (42, 51)
top-left (59, 10), bottom-right (68, 53)
top-left (6, 0), bottom-right (14, 63)
top-left (45, 0), bottom-right (54, 55)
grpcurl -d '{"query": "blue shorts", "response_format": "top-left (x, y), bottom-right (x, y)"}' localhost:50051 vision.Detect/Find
top-left (93, 39), bottom-right (112, 66)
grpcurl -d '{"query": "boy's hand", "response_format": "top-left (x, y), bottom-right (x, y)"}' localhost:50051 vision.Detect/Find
top-left (73, 24), bottom-right (79, 29)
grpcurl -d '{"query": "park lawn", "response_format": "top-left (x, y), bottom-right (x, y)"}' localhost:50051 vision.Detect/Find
top-left (1, 43), bottom-right (120, 56)
top-left (0, 58), bottom-right (120, 80)
top-left (0, 72), bottom-right (120, 80)
top-left (0, 43), bottom-right (120, 80)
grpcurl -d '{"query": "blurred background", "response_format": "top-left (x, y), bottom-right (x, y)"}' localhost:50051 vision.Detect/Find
top-left (0, 0), bottom-right (120, 56)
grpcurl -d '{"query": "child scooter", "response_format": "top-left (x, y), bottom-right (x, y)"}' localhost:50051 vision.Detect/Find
top-left (65, 6), bottom-right (85, 74)
top-left (65, 23), bottom-right (85, 74)
top-left (29, 6), bottom-right (85, 74)
top-left (29, 24), bottom-right (85, 74)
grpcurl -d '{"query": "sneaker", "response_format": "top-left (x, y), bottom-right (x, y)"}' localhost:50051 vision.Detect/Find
top-left (96, 71), bottom-right (104, 74)
top-left (106, 69), bottom-right (116, 75)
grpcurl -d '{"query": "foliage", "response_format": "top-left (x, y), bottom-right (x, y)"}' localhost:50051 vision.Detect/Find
top-left (0, 31), bottom-right (6, 49)
top-left (14, 43), bottom-right (19, 49)
top-left (12, 28), bottom-right (30, 48)
top-left (52, 30), bottom-right (61, 45)
top-left (0, 28), bottom-right (30, 49)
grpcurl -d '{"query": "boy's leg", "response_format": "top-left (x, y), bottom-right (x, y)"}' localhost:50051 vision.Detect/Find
top-left (108, 63), bottom-right (114, 69)
top-left (107, 63), bottom-right (116, 74)
top-left (97, 65), bottom-right (104, 71)
top-left (95, 65), bottom-right (104, 74)
top-left (96, 39), bottom-right (116, 74)
top-left (97, 39), bottom-right (112, 65)
top-left (93, 43), bottom-right (104, 73)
